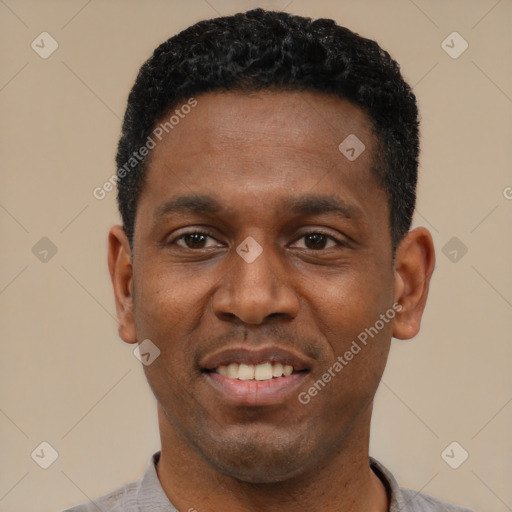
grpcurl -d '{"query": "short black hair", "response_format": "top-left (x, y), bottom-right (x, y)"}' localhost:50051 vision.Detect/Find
top-left (116, 8), bottom-right (419, 251)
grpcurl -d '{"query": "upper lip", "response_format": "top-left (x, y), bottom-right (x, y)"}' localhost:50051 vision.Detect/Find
top-left (200, 346), bottom-right (312, 372)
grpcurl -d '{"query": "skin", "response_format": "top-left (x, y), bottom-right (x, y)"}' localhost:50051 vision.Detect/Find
top-left (108, 90), bottom-right (435, 512)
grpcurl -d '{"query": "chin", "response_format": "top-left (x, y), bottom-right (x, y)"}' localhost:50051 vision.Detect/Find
top-left (215, 457), bottom-right (307, 484)
top-left (198, 431), bottom-right (315, 484)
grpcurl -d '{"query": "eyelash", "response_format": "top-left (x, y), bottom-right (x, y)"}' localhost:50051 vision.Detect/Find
top-left (168, 229), bottom-right (345, 250)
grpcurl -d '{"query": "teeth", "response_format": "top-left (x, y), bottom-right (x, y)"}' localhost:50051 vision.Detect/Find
top-left (254, 362), bottom-right (273, 381)
top-left (238, 364), bottom-right (255, 380)
top-left (217, 365), bottom-right (229, 376)
top-left (283, 364), bottom-right (293, 376)
top-left (216, 362), bottom-right (297, 381)
top-left (227, 363), bottom-right (239, 379)
top-left (272, 363), bottom-right (283, 377)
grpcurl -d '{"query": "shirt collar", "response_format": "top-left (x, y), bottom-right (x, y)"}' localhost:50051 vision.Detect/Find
top-left (136, 451), bottom-right (177, 511)
top-left (370, 456), bottom-right (408, 511)
top-left (138, 451), bottom-right (405, 512)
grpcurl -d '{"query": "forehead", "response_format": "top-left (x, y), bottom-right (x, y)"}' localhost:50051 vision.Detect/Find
top-left (153, 90), bottom-right (376, 161)
top-left (137, 90), bottom-right (387, 230)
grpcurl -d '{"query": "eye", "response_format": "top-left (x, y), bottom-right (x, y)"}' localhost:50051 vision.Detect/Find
top-left (168, 230), bottom-right (344, 251)
top-left (291, 231), bottom-right (342, 250)
top-left (170, 230), bottom-right (220, 250)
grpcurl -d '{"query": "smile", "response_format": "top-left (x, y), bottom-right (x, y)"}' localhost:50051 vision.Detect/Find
top-left (200, 347), bottom-right (312, 406)
top-left (215, 362), bottom-right (295, 381)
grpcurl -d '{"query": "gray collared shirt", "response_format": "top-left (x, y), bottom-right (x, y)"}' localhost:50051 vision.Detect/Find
top-left (61, 451), bottom-right (475, 511)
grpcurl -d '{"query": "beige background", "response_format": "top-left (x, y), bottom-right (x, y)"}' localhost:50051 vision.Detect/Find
top-left (1, 1), bottom-right (511, 511)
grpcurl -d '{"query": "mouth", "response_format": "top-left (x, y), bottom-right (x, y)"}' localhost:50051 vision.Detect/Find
top-left (208, 362), bottom-right (300, 380)
top-left (200, 347), bottom-right (311, 406)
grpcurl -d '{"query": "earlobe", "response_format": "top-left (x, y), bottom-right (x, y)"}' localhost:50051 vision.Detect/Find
top-left (392, 227), bottom-right (435, 341)
top-left (108, 225), bottom-right (137, 344)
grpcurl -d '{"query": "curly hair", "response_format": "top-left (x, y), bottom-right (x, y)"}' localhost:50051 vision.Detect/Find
top-left (116, 8), bottom-right (419, 251)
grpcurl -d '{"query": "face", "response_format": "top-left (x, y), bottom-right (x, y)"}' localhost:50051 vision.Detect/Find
top-left (109, 90), bottom-right (433, 483)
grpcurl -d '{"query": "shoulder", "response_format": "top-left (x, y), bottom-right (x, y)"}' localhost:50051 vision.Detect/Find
top-left (400, 487), bottom-right (476, 512)
top-left (60, 479), bottom-right (140, 512)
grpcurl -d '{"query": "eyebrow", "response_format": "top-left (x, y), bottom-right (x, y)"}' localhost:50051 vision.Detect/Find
top-left (153, 193), bottom-right (362, 225)
top-left (154, 194), bottom-right (223, 220)
top-left (284, 194), bottom-right (361, 219)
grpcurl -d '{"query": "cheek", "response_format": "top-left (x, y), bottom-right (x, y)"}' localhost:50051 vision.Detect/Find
top-left (311, 267), bottom-right (391, 331)
top-left (133, 276), bottom-right (200, 421)
top-left (133, 262), bottom-right (206, 335)
top-left (131, 270), bottom-right (206, 391)
top-left (308, 267), bottom-right (393, 386)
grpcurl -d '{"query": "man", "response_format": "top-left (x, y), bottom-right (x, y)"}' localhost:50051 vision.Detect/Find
top-left (64, 8), bottom-right (474, 512)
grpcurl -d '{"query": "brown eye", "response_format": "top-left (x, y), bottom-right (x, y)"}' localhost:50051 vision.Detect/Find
top-left (171, 231), bottom-right (219, 249)
top-left (292, 232), bottom-right (340, 250)
top-left (305, 233), bottom-right (329, 250)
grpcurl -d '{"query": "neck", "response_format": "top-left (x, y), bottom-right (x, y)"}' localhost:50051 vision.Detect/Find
top-left (155, 404), bottom-right (389, 512)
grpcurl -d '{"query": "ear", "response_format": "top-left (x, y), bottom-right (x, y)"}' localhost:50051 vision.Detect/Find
top-left (108, 225), bottom-right (137, 344)
top-left (392, 227), bottom-right (435, 340)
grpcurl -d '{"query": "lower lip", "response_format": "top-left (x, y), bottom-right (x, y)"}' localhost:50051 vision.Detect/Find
top-left (203, 371), bottom-right (308, 406)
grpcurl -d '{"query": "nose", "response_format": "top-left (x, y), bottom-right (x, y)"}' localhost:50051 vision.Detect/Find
top-left (211, 239), bottom-right (299, 325)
